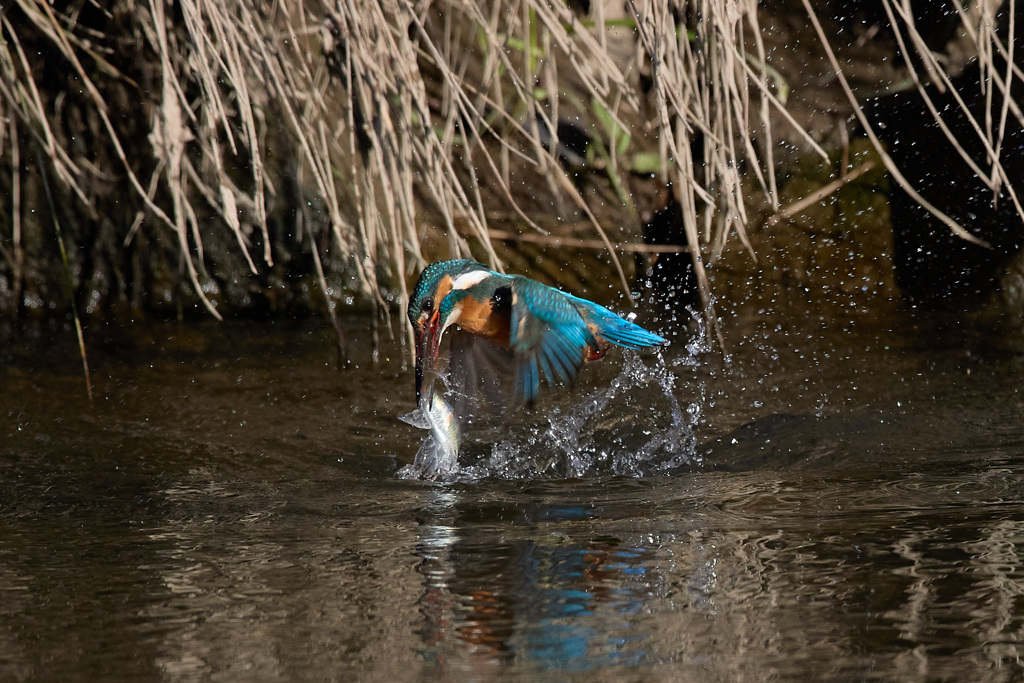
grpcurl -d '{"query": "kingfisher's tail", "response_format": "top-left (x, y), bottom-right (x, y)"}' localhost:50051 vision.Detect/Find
top-left (568, 296), bottom-right (666, 350)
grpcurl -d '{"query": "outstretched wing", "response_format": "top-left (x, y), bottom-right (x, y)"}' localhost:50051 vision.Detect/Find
top-left (448, 330), bottom-right (514, 420)
top-left (565, 293), bottom-right (666, 349)
top-left (508, 276), bottom-right (595, 405)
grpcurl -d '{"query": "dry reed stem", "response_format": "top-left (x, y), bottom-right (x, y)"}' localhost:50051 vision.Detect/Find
top-left (0, 0), bottom-right (809, 335)
top-left (762, 160), bottom-right (877, 230)
top-left (0, 16), bottom-right (88, 207)
top-left (480, 228), bottom-right (690, 253)
top-left (624, 0), bottom-right (757, 343)
top-left (882, 0), bottom-right (1023, 226)
top-left (9, 116), bottom-right (22, 317)
top-left (148, 0), bottom-right (222, 320)
top-left (802, 0), bottom-right (989, 248)
top-left (404, 9), bottom-right (545, 242)
top-left (309, 227), bottom-right (349, 365)
top-left (6, 0), bottom-right (1014, 354)
top-left (36, 147), bottom-right (93, 403)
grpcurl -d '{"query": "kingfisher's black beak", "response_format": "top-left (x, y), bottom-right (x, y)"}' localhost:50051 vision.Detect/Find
top-left (428, 319), bottom-right (444, 365)
top-left (415, 361), bottom-right (424, 405)
top-left (414, 330), bottom-right (426, 405)
top-left (415, 313), bottom-right (440, 406)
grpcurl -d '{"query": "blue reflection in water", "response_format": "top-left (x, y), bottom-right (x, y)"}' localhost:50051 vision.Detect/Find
top-left (523, 621), bottom-right (593, 670)
top-left (414, 497), bottom-right (655, 672)
top-left (535, 505), bottom-right (598, 521)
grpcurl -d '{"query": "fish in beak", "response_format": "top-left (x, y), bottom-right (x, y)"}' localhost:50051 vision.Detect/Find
top-left (399, 380), bottom-right (462, 481)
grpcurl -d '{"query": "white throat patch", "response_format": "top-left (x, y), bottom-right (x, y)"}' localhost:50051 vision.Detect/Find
top-left (443, 299), bottom-right (466, 333)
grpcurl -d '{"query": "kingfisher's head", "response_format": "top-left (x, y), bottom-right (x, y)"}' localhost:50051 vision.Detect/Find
top-left (408, 260), bottom-right (489, 402)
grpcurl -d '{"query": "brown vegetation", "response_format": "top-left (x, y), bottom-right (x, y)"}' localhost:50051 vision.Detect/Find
top-left (0, 0), bottom-right (1021, 349)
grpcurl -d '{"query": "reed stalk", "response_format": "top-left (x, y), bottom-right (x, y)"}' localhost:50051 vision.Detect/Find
top-left (0, 0), bottom-right (1019, 345)
top-left (36, 148), bottom-right (93, 402)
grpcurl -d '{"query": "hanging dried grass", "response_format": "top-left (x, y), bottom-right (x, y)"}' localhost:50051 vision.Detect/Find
top-left (0, 0), bottom-right (1018, 347)
top-left (803, 0), bottom-right (1020, 246)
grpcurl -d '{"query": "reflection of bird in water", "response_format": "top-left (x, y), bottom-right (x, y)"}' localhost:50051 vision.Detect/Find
top-left (412, 499), bottom-right (660, 672)
top-left (409, 491), bottom-right (655, 671)
top-left (407, 260), bottom-right (667, 407)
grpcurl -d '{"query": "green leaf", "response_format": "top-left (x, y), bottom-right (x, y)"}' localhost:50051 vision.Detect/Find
top-left (616, 127), bottom-right (631, 157)
top-left (592, 98), bottom-right (630, 155)
top-left (565, 18), bottom-right (695, 42)
top-left (592, 98), bottom-right (614, 132)
top-left (629, 151), bottom-right (670, 174)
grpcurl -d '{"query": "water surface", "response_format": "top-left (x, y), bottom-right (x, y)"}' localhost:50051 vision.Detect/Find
top-left (2, 302), bottom-right (1024, 681)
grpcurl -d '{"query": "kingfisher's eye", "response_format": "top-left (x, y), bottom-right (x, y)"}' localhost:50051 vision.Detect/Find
top-left (421, 297), bottom-right (434, 313)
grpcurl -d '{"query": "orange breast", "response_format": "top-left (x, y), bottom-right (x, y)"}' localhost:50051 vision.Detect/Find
top-left (457, 297), bottom-right (511, 347)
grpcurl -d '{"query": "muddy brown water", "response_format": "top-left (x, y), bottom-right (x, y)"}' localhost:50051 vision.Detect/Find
top-left (2, 299), bottom-right (1024, 682)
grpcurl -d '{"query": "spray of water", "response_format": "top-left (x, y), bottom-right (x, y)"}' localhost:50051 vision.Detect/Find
top-left (483, 350), bottom-right (701, 479)
top-left (400, 312), bottom-right (708, 482)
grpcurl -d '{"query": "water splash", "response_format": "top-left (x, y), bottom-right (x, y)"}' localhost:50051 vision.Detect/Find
top-left (399, 314), bottom-right (706, 482)
top-left (485, 351), bottom-right (701, 479)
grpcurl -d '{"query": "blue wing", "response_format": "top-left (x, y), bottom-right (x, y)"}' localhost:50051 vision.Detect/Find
top-left (508, 276), bottom-right (595, 405)
top-left (493, 276), bottom-right (665, 406)
top-left (448, 330), bottom-right (514, 420)
top-left (565, 294), bottom-right (666, 349)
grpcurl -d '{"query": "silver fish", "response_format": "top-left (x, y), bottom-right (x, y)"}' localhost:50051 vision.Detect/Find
top-left (398, 382), bottom-right (461, 481)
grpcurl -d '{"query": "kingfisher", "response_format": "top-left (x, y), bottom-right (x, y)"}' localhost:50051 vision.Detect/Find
top-left (408, 260), bottom-right (666, 406)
